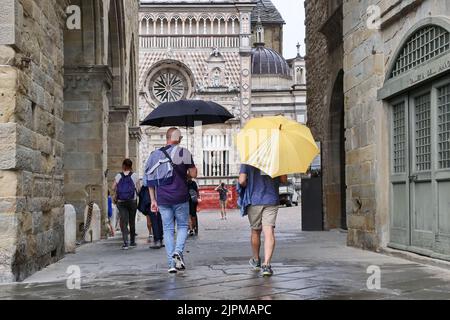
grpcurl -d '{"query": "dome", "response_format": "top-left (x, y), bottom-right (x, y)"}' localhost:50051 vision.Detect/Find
top-left (251, 44), bottom-right (291, 78)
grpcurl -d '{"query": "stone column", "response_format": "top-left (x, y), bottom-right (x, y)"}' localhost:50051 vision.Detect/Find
top-left (128, 127), bottom-right (142, 176)
top-left (236, 4), bottom-right (254, 125)
top-left (107, 107), bottom-right (131, 184)
top-left (64, 66), bottom-right (112, 238)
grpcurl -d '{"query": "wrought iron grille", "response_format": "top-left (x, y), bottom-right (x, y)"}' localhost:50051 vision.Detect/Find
top-left (415, 93), bottom-right (432, 172)
top-left (391, 25), bottom-right (450, 78)
top-left (438, 84), bottom-right (450, 169)
top-left (392, 102), bottom-right (406, 173)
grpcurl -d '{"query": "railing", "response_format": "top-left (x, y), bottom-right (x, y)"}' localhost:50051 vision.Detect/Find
top-left (197, 176), bottom-right (238, 187)
top-left (140, 35), bottom-right (240, 49)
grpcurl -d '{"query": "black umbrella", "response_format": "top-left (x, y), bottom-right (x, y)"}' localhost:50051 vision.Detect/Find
top-left (140, 100), bottom-right (234, 127)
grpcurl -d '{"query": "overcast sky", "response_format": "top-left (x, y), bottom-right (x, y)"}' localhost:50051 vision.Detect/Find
top-left (271, 0), bottom-right (305, 58)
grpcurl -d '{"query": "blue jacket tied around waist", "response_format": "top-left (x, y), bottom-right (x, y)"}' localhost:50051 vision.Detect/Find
top-left (237, 179), bottom-right (253, 217)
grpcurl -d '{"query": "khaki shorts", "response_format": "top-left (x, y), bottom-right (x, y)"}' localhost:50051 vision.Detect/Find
top-left (247, 205), bottom-right (279, 230)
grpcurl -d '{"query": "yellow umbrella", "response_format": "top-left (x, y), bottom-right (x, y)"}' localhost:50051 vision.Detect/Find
top-left (236, 116), bottom-right (319, 178)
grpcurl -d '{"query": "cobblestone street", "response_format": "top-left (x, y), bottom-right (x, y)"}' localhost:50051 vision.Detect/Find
top-left (1, 208), bottom-right (450, 300)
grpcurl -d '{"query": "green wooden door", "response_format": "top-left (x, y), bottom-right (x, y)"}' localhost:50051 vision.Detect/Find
top-left (390, 96), bottom-right (410, 247)
top-left (410, 89), bottom-right (434, 250)
top-left (434, 80), bottom-right (450, 256)
top-left (390, 78), bottom-right (450, 259)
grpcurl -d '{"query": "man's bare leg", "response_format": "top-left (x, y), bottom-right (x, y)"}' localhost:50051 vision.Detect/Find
top-left (262, 225), bottom-right (276, 266)
top-left (251, 229), bottom-right (262, 261)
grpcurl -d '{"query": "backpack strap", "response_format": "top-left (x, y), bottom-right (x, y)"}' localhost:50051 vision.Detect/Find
top-left (147, 147), bottom-right (178, 176)
top-left (119, 171), bottom-right (133, 179)
top-left (161, 146), bottom-right (179, 166)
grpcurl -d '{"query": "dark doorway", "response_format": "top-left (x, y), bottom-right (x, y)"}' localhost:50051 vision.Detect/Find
top-left (327, 70), bottom-right (347, 230)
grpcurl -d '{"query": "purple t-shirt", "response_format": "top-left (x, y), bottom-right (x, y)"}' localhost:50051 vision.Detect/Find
top-left (156, 145), bottom-right (195, 206)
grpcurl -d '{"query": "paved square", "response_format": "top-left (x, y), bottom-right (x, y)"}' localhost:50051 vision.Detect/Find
top-left (1, 208), bottom-right (450, 300)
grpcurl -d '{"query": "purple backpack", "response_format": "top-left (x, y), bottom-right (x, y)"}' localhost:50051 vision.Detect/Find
top-left (117, 172), bottom-right (136, 201)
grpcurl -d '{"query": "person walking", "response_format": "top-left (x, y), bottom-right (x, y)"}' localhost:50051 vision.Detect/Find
top-left (239, 164), bottom-right (287, 277)
top-left (112, 159), bottom-right (140, 250)
top-left (137, 178), bottom-right (154, 243)
top-left (146, 128), bottom-right (197, 274)
top-left (139, 177), bottom-right (165, 249)
top-left (107, 191), bottom-right (115, 237)
top-left (188, 177), bottom-right (199, 236)
top-left (215, 183), bottom-right (229, 220)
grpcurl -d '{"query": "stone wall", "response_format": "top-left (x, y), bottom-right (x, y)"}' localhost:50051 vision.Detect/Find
top-left (342, 0), bottom-right (385, 250)
top-left (305, 0), bottom-right (345, 230)
top-left (342, 0), bottom-right (449, 250)
top-left (305, 0), bottom-right (331, 141)
top-left (0, 0), bottom-right (139, 282)
top-left (0, 0), bottom-right (67, 282)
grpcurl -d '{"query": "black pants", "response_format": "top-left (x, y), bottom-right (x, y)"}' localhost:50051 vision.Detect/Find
top-left (189, 200), bottom-right (198, 218)
top-left (117, 200), bottom-right (137, 244)
top-left (149, 211), bottom-right (164, 242)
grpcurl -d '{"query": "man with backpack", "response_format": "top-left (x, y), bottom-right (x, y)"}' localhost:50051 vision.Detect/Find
top-left (145, 128), bottom-right (197, 274)
top-left (112, 159), bottom-right (140, 250)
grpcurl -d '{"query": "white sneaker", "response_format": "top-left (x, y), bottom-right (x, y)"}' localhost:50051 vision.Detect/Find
top-left (168, 267), bottom-right (178, 274)
top-left (173, 252), bottom-right (186, 271)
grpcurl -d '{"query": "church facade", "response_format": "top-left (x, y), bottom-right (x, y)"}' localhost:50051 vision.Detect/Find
top-left (138, 0), bottom-right (306, 195)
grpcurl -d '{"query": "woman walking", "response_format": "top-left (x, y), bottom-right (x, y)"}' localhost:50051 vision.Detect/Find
top-left (112, 159), bottom-right (140, 250)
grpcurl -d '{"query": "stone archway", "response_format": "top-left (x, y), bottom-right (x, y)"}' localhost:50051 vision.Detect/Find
top-left (324, 70), bottom-right (346, 230)
top-left (127, 40), bottom-right (142, 176)
top-left (64, 0), bottom-right (113, 237)
top-left (63, 0), bottom-right (138, 238)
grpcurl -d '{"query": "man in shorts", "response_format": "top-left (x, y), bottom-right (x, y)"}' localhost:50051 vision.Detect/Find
top-left (239, 164), bottom-right (287, 277)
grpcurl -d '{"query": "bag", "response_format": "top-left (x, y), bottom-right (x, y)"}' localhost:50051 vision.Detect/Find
top-left (189, 188), bottom-right (198, 203)
top-left (146, 146), bottom-right (179, 187)
top-left (116, 172), bottom-right (136, 201)
top-left (138, 186), bottom-right (151, 215)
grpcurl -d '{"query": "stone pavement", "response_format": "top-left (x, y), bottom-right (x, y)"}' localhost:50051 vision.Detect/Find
top-left (1, 207), bottom-right (450, 300)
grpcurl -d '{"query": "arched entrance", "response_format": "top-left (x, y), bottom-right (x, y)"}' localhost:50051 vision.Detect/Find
top-left (379, 19), bottom-right (450, 259)
top-left (63, 0), bottom-right (138, 237)
top-left (325, 70), bottom-right (346, 230)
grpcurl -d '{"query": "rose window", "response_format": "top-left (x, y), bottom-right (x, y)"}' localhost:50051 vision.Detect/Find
top-left (151, 69), bottom-right (188, 103)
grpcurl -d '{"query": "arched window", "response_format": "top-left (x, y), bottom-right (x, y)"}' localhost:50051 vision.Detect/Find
top-left (140, 18), bottom-right (146, 34)
top-left (391, 25), bottom-right (450, 78)
top-left (214, 16), bottom-right (224, 34)
top-left (228, 15), bottom-right (239, 34)
top-left (157, 16), bottom-right (167, 34)
top-left (187, 15), bottom-right (195, 34)
top-left (199, 15), bottom-right (210, 34)
top-left (171, 16), bottom-right (181, 34)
